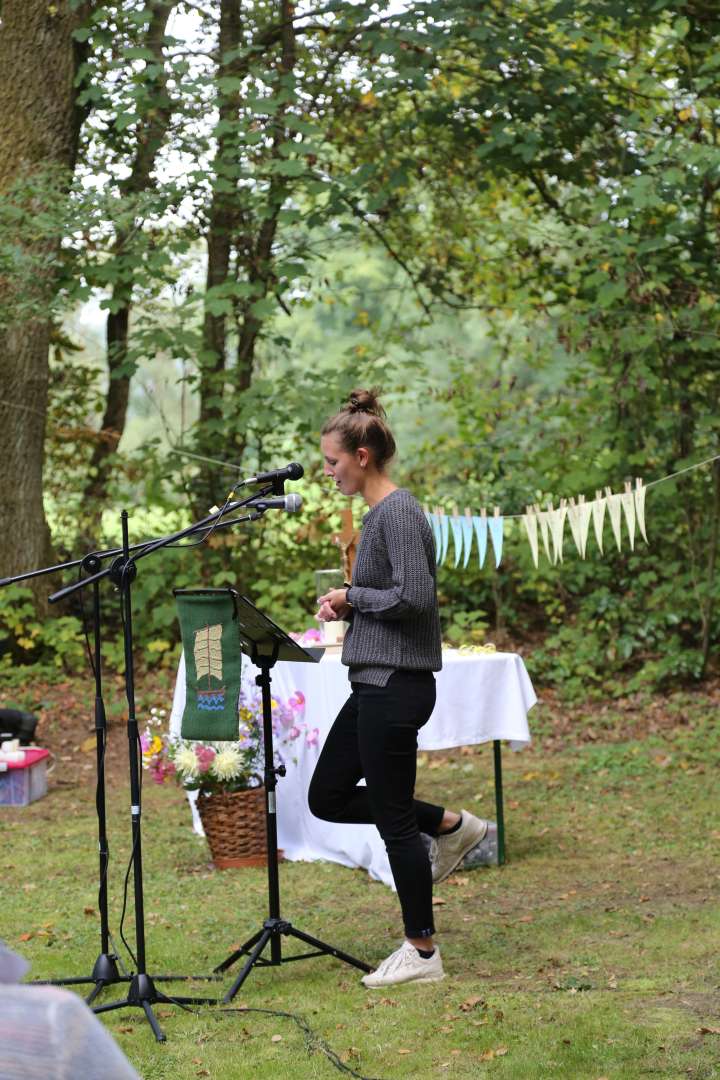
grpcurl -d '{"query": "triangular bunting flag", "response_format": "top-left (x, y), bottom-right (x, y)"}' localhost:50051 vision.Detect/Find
top-left (634, 478), bottom-right (648, 544)
top-left (461, 509), bottom-right (474, 568)
top-left (547, 499), bottom-right (567, 564)
top-left (523, 507), bottom-right (539, 568)
top-left (535, 503), bottom-right (552, 563)
top-left (472, 512), bottom-right (488, 568)
top-left (605, 487), bottom-right (623, 551)
top-left (488, 508), bottom-right (504, 568)
top-left (592, 491), bottom-right (606, 554)
top-left (621, 481), bottom-right (636, 550)
top-left (450, 510), bottom-right (463, 568)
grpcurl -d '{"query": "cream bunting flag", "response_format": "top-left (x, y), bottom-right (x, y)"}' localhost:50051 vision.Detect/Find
top-left (620, 481), bottom-right (636, 550)
top-left (523, 506), bottom-right (540, 568)
top-left (535, 503), bottom-right (552, 563)
top-left (592, 490), bottom-right (606, 553)
top-left (547, 499), bottom-right (567, 564)
top-left (566, 496), bottom-right (593, 558)
top-left (634, 478), bottom-right (649, 543)
top-left (605, 487), bottom-right (623, 551)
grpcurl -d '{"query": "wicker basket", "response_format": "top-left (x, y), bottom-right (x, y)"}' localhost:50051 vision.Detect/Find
top-left (196, 786), bottom-right (280, 870)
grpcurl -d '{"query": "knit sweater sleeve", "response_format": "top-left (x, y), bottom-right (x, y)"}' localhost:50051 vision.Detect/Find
top-left (346, 496), bottom-right (435, 621)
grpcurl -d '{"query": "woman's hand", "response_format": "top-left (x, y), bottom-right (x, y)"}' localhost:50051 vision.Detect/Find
top-left (316, 588), bottom-right (351, 621)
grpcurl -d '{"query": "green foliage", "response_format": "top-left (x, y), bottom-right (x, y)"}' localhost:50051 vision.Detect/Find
top-left (0, 586), bottom-right (87, 677)
top-left (4, 0), bottom-right (720, 699)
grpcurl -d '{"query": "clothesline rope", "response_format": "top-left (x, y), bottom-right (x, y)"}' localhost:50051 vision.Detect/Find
top-left (467, 451), bottom-right (720, 522)
top-left (168, 446), bottom-right (720, 519)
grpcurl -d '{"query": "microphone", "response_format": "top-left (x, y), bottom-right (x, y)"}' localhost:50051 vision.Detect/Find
top-left (245, 462), bottom-right (304, 486)
top-left (251, 494), bottom-right (303, 513)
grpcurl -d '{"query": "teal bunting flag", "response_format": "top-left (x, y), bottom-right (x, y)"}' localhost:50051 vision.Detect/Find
top-left (461, 514), bottom-right (474, 568)
top-left (472, 515), bottom-right (488, 568)
top-left (450, 514), bottom-right (463, 567)
top-left (489, 515), bottom-right (504, 568)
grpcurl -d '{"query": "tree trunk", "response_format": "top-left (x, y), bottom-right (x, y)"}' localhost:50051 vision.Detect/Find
top-left (194, 0), bottom-right (243, 515)
top-left (83, 2), bottom-right (176, 510)
top-left (699, 457), bottom-right (720, 678)
top-left (0, 1), bottom-right (88, 602)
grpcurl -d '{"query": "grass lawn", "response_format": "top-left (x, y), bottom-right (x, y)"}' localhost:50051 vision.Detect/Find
top-left (1, 675), bottom-right (719, 1078)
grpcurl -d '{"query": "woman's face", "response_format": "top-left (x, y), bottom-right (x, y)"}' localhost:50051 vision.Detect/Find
top-left (321, 433), bottom-right (367, 497)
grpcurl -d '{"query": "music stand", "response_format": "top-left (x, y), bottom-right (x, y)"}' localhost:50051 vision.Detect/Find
top-left (204, 592), bottom-right (371, 1000)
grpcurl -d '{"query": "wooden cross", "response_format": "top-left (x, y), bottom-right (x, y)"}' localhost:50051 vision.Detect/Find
top-left (332, 508), bottom-right (360, 582)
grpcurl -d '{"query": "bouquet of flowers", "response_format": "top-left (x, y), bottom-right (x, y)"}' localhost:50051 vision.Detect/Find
top-left (140, 687), bottom-right (318, 796)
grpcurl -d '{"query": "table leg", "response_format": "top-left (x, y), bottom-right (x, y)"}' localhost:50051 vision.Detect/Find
top-left (493, 740), bottom-right (505, 865)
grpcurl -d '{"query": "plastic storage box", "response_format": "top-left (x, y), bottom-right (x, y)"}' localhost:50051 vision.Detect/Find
top-left (0, 748), bottom-right (49, 806)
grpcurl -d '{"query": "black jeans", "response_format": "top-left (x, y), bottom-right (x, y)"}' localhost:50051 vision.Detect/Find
top-left (308, 670), bottom-right (444, 939)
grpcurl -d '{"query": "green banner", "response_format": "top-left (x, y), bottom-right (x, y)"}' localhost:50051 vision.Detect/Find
top-left (174, 589), bottom-right (242, 741)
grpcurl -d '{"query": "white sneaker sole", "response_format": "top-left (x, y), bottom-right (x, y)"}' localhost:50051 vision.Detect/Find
top-left (362, 971), bottom-right (445, 988)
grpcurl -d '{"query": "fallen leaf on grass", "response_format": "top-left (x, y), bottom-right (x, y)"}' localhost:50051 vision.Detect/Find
top-left (80, 735), bottom-right (97, 753)
top-left (495, 1046), bottom-right (509, 1056)
top-left (518, 915), bottom-right (534, 923)
top-left (447, 875), bottom-right (469, 887)
top-left (479, 1049), bottom-right (495, 1061)
top-left (83, 907), bottom-right (96, 916)
top-left (432, 896), bottom-right (446, 906)
top-left (698, 1026), bottom-right (720, 1035)
top-left (18, 933), bottom-right (33, 942)
top-left (398, 1048), bottom-right (411, 1055)
top-left (270, 1035), bottom-right (283, 1043)
top-left (459, 995), bottom-right (485, 1012)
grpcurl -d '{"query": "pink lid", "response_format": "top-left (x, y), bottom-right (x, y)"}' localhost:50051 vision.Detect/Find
top-left (5, 747), bottom-right (49, 770)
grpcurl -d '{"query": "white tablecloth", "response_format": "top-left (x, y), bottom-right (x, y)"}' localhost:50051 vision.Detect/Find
top-left (169, 650), bottom-right (536, 886)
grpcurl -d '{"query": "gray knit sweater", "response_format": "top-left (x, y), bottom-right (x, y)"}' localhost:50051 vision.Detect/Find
top-left (343, 488), bottom-right (442, 686)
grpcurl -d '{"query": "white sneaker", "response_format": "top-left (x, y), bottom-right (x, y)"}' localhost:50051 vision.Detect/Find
top-left (430, 810), bottom-right (488, 884)
top-left (361, 941), bottom-right (445, 988)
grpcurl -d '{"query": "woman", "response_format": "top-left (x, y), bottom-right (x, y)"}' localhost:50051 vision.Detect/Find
top-left (308, 388), bottom-right (487, 988)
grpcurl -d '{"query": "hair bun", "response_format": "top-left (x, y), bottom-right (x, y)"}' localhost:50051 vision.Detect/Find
top-left (346, 386), bottom-right (385, 418)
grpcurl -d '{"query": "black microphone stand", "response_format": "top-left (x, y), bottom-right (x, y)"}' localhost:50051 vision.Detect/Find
top-left (46, 488), bottom-right (282, 1040)
top-left (27, 557), bottom-right (126, 1002)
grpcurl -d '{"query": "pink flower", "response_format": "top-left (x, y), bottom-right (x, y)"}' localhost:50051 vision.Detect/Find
top-left (290, 691), bottom-right (305, 709)
top-left (150, 760), bottom-right (175, 785)
top-left (194, 746), bottom-right (216, 773)
top-left (140, 732), bottom-right (151, 753)
top-left (305, 727), bottom-right (319, 748)
top-left (289, 725), bottom-right (301, 740)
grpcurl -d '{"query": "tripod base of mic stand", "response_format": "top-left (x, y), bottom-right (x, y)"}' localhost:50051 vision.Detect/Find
top-left (32, 952), bottom-right (127, 1006)
top-left (215, 917), bottom-right (372, 1002)
top-left (93, 973), bottom-right (220, 1043)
